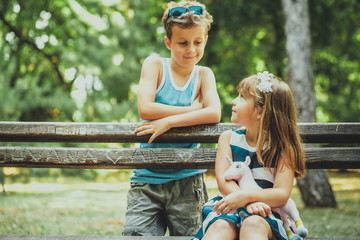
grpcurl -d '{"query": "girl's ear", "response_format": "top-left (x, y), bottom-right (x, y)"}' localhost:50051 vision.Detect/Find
top-left (256, 107), bottom-right (263, 121)
top-left (164, 36), bottom-right (172, 50)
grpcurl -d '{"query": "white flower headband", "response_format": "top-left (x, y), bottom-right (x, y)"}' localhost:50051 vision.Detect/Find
top-left (256, 71), bottom-right (274, 93)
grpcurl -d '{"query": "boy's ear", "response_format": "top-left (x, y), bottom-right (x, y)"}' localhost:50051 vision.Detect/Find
top-left (164, 36), bottom-right (171, 50)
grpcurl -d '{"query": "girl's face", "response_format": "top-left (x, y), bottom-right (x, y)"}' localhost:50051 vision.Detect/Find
top-left (231, 92), bottom-right (260, 127)
top-left (165, 25), bottom-right (208, 69)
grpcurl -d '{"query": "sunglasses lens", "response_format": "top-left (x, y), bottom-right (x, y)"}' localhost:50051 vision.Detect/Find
top-left (188, 6), bottom-right (203, 15)
top-left (170, 7), bottom-right (186, 17)
top-left (168, 6), bottom-right (204, 19)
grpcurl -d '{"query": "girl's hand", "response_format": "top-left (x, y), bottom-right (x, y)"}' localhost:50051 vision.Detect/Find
top-left (135, 117), bottom-right (172, 144)
top-left (213, 191), bottom-right (248, 215)
top-left (246, 202), bottom-right (272, 218)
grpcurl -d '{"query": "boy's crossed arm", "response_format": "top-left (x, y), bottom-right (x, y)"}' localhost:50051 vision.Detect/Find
top-left (137, 57), bottom-right (204, 120)
top-left (136, 57), bottom-right (221, 144)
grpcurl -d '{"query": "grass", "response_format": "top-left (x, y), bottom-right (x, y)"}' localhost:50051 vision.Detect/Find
top-left (0, 189), bottom-right (127, 235)
top-left (0, 170), bottom-right (359, 237)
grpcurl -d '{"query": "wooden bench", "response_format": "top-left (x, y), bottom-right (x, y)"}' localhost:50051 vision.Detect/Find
top-left (0, 121), bottom-right (359, 240)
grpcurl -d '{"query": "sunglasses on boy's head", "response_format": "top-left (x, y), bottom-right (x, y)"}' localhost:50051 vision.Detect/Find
top-left (167, 6), bottom-right (204, 19)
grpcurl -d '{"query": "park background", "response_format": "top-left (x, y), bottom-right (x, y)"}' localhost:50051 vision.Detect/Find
top-left (0, 0), bottom-right (359, 237)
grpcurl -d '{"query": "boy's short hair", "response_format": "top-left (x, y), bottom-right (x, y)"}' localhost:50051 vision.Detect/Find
top-left (162, 1), bottom-right (213, 39)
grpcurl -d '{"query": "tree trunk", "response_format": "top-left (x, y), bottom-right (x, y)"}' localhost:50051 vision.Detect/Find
top-left (281, 0), bottom-right (336, 208)
top-left (0, 168), bottom-right (6, 195)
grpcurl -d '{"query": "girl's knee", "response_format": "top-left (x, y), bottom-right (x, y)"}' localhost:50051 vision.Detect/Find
top-left (243, 216), bottom-right (267, 228)
top-left (241, 216), bottom-right (272, 236)
top-left (204, 219), bottom-right (237, 240)
top-left (212, 219), bottom-right (235, 230)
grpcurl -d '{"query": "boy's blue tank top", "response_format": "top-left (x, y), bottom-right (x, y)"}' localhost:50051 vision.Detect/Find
top-left (131, 58), bottom-right (206, 184)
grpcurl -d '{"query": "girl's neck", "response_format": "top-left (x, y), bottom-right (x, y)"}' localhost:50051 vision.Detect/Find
top-left (245, 127), bottom-right (259, 148)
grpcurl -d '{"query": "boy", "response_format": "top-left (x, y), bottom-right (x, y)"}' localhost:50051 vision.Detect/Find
top-left (123, 1), bottom-right (221, 236)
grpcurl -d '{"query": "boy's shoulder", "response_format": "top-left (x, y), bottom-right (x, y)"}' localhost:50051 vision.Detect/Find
top-left (197, 65), bottom-right (215, 80)
top-left (141, 54), bottom-right (164, 75)
top-left (143, 54), bottom-right (163, 65)
top-left (198, 65), bottom-right (213, 73)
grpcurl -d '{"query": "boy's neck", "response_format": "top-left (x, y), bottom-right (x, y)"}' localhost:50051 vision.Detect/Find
top-left (170, 59), bottom-right (194, 78)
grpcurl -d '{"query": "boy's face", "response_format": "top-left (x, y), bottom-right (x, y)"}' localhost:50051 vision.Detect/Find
top-left (165, 24), bottom-right (208, 69)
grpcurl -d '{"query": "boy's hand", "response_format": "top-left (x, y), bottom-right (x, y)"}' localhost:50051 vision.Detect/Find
top-left (135, 118), bottom-right (172, 144)
top-left (246, 202), bottom-right (272, 218)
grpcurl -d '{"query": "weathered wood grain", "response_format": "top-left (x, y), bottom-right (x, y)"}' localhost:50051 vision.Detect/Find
top-left (1, 146), bottom-right (359, 169)
top-left (1, 122), bottom-right (359, 240)
top-left (1, 122), bottom-right (359, 143)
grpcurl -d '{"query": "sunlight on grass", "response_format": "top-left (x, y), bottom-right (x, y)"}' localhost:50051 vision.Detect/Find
top-left (0, 171), bottom-right (359, 237)
top-left (0, 190), bottom-right (127, 235)
top-left (4, 182), bottom-right (129, 193)
top-left (328, 170), bottom-right (360, 191)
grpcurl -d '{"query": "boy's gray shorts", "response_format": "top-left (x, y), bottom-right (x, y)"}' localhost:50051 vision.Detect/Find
top-left (123, 173), bottom-right (208, 236)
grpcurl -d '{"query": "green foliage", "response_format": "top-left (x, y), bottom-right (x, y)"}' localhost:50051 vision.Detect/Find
top-left (202, 0), bottom-right (286, 122)
top-left (0, 0), bottom-right (166, 122)
top-left (309, 0), bottom-right (360, 122)
top-left (1, 0), bottom-right (359, 123)
top-left (1, 0), bottom-right (359, 179)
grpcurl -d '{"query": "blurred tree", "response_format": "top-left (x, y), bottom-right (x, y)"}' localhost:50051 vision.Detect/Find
top-left (1, 0), bottom-right (358, 125)
top-left (309, 0), bottom-right (360, 122)
top-left (0, 0), bottom-right (168, 181)
top-left (282, 0), bottom-right (336, 208)
top-left (0, 168), bottom-right (5, 195)
top-left (0, 0), bottom-right (167, 123)
top-left (203, 0), bottom-right (287, 121)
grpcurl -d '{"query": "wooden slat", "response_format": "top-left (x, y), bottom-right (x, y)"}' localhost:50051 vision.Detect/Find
top-left (0, 147), bottom-right (214, 169)
top-left (304, 147), bottom-right (360, 169)
top-left (299, 122), bottom-right (360, 143)
top-left (0, 235), bottom-right (358, 240)
top-left (1, 146), bottom-right (359, 169)
top-left (0, 122), bottom-right (359, 143)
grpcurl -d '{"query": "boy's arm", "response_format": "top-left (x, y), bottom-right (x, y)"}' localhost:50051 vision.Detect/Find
top-left (137, 56), bottom-right (202, 121)
top-left (166, 66), bottom-right (221, 126)
top-left (136, 67), bottom-right (221, 143)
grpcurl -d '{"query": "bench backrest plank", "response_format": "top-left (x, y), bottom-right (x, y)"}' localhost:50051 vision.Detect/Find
top-left (1, 122), bottom-right (360, 143)
top-left (0, 122), bottom-right (359, 170)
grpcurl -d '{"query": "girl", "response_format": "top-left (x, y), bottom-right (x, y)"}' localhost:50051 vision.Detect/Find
top-left (193, 71), bottom-right (306, 240)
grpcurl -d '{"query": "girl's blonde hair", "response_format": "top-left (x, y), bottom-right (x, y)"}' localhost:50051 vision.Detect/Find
top-left (162, 1), bottom-right (213, 39)
top-left (237, 75), bottom-right (306, 178)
